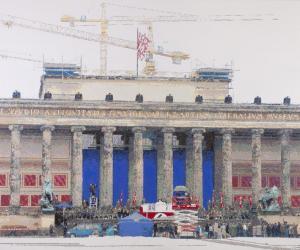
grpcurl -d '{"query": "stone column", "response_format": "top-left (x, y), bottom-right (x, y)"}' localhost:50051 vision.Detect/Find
top-left (41, 125), bottom-right (55, 183)
top-left (129, 127), bottom-right (145, 205)
top-left (100, 126), bottom-right (116, 207)
top-left (157, 127), bottom-right (174, 202)
top-left (71, 126), bottom-right (86, 207)
top-left (192, 129), bottom-right (205, 206)
top-left (9, 125), bottom-right (23, 212)
top-left (280, 129), bottom-right (292, 209)
top-left (221, 128), bottom-right (234, 207)
top-left (186, 128), bottom-right (205, 205)
top-left (251, 128), bottom-right (264, 208)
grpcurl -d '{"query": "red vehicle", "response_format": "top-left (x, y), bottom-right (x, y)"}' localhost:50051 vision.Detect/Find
top-left (172, 186), bottom-right (199, 210)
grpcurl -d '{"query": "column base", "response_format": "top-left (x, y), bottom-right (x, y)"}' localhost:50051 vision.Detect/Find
top-left (251, 204), bottom-right (258, 215)
top-left (281, 206), bottom-right (291, 215)
top-left (9, 206), bottom-right (20, 215)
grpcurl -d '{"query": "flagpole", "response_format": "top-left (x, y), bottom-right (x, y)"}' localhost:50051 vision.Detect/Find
top-left (136, 28), bottom-right (139, 78)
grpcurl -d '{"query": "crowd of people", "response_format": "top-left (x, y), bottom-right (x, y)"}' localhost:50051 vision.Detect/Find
top-left (197, 220), bottom-right (300, 239)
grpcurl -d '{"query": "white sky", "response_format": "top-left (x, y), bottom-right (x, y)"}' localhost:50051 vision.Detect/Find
top-left (0, 0), bottom-right (300, 103)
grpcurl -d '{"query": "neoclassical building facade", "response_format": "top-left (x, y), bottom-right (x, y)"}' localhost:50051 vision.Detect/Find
top-left (0, 98), bottom-right (300, 214)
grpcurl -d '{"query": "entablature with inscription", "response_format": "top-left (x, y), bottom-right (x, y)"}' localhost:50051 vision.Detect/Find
top-left (0, 99), bottom-right (300, 129)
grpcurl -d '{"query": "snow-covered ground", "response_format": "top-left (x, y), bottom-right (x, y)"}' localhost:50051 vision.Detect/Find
top-left (0, 237), bottom-right (299, 250)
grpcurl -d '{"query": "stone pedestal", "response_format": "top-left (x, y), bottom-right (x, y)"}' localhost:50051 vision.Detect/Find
top-left (251, 129), bottom-right (264, 208)
top-left (100, 126), bottom-right (116, 207)
top-left (129, 127), bottom-right (145, 205)
top-left (9, 125), bottom-right (23, 213)
top-left (71, 126), bottom-right (86, 207)
top-left (41, 125), bottom-right (55, 183)
top-left (280, 129), bottom-right (292, 209)
top-left (157, 127), bottom-right (174, 202)
top-left (186, 128), bottom-right (205, 205)
top-left (221, 128), bottom-right (234, 207)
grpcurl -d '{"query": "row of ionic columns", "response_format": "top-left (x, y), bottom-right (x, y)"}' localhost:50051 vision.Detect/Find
top-left (93, 126), bottom-right (206, 206)
top-left (7, 124), bottom-right (206, 210)
top-left (8, 124), bottom-right (293, 210)
top-left (221, 128), bottom-right (292, 208)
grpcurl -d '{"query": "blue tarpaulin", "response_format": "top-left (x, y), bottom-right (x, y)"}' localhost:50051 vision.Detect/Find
top-left (203, 150), bottom-right (214, 209)
top-left (82, 149), bottom-right (100, 202)
top-left (118, 212), bottom-right (154, 237)
top-left (113, 149), bottom-right (129, 206)
top-left (143, 150), bottom-right (157, 203)
top-left (173, 149), bottom-right (186, 188)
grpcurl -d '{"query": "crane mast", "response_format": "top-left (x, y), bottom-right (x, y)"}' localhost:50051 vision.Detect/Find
top-left (100, 2), bottom-right (108, 76)
top-left (60, 3), bottom-right (196, 76)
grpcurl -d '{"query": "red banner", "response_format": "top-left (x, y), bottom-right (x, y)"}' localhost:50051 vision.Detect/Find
top-left (61, 195), bottom-right (71, 202)
top-left (232, 176), bottom-right (239, 188)
top-left (24, 174), bottom-right (37, 187)
top-left (1, 195), bottom-right (10, 206)
top-left (241, 176), bottom-right (252, 187)
top-left (296, 177), bottom-right (300, 188)
top-left (20, 195), bottom-right (29, 206)
top-left (31, 195), bottom-right (41, 206)
top-left (54, 174), bottom-right (67, 187)
top-left (268, 176), bottom-right (280, 188)
top-left (291, 196), bottom-right (300, 207)
top-left (0, 174), bottom-right (6, 186)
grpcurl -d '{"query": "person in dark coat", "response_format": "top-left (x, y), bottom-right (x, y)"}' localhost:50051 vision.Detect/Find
top-left (168, 224), bottom-right (176, 238)
top-left (153, 223), bottom-right (158, 237)
top-left (49, 224), bottom-right (54, 237)
top-left (266, 224), bottom-right (271, 237)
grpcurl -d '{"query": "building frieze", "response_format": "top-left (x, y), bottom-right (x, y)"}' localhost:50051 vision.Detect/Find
top-left (0, 100), bottom-right (300, 128)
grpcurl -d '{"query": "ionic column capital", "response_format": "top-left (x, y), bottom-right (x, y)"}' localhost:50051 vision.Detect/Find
top-left (278, 129), bottom-right (293, 138)
top-left (191, 128), bottom-right (205, 135)
top-left (71, 126), bottom-right (86, 133)
top-left (220, 128), bottom-right (234, 136)
top-left (9, 125), bottom-right (23, 132)
top-left (41, 125), bottom-right (55, 132)
top-left (161, 127), bottom-right (175, 134)
top-left (251, 128), bottom-right (264, 136)
top-left (101, 126), bottom-right (116, 134)
top-left (132, 126), bottom-right (146, 134)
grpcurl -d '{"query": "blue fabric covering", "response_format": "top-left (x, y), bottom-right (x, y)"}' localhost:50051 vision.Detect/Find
top-left (173, 149), bottom-right (186, 188)
top-left (54, 202), bottom-right (72, 210)
top-left (203, 150), bottom-right (214, 209)
top-left (118, 212), bottom-right (154, 237)
top-left (113, 149), bottom-right (129, 206)
top-left (143, 150), bottom-right (157, 203)
top-left (82, 149), bottom-right (100, 202)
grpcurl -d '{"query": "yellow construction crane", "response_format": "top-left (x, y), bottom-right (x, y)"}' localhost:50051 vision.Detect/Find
top-left (1, 6), bottom-right (277, 76)
top-left (0, 12), bottom-right (192, 76)
top-left (60, 2), bottom-right (196, 75)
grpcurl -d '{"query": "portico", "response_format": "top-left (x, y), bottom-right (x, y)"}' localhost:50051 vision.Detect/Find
top-left (0, 99), bottom-right (299, 213)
